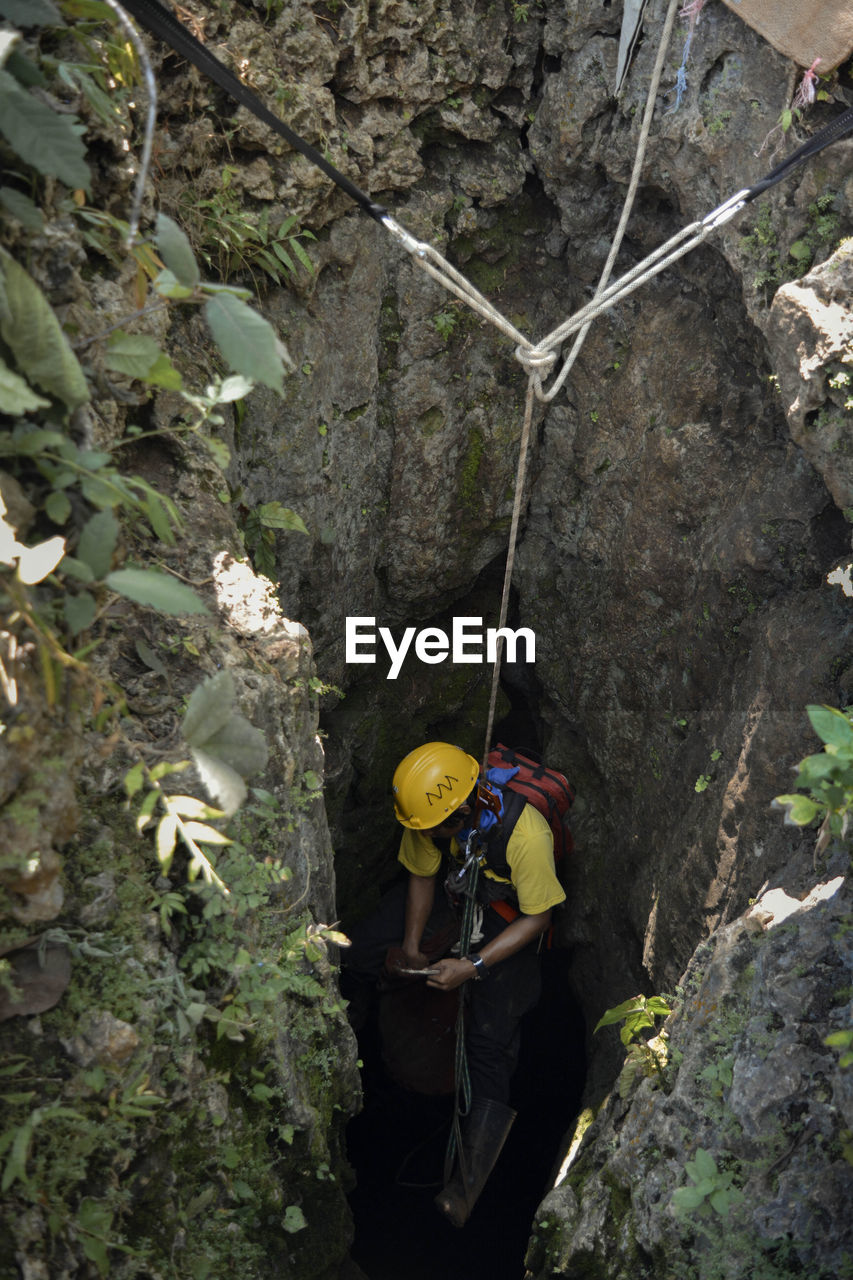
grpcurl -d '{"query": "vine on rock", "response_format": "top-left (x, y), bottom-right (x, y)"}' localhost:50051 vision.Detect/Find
top-left (0, 3), bottom-right (351, 1276)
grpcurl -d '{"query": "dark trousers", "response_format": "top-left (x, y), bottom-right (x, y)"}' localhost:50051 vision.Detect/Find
top-left (342, 880), bottom-right (542, 1106)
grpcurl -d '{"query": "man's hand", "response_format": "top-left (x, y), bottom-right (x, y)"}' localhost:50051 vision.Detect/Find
top-left (384, 945), bottom-right (430, 976)
top-left (426, 957), bottom-right (477, 990)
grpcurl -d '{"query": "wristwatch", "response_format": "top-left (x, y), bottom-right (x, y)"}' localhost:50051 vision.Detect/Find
top-left (468, 953), bottom-right (489, 981)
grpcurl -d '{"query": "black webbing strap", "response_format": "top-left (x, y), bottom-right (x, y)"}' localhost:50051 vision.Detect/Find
top-left (120, 0), bottom-right (388, 224)
top-left (743, 105), bottom-right (853, 204)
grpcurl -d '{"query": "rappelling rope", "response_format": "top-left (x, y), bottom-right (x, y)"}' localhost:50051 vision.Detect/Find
top-left (114, 0), bottom-right (853, 771)
top-left (444, 833), bottom-right (484, 1183)
top-left (119, 0), bottom-right (853, 408)
top-left (479, 0), bottom-right (679, 766)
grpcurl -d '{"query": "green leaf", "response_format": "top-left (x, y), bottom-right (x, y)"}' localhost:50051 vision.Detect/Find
top-left (272, 242), bottom-right (295, 273)
top-left (64, 591), bottom-right (96, 636)
top-left (153, 268), bottom-right (195, 300)
top-left (135, 637), bottom-right (168, 679)
top-left (204, 293), bottom-right (289, 395)
top-left (0, 247), bottom-right (89, 409)
top-left (105, 331), bottom-right (165, 380)
top-left (166, 795), bottom-right (224, 820)
top-left (0, 355), bottom-right (50, 414)
top-left (2, 1117), bottom-right (33, 1191)
top-left (197, 714), bottom-right (269, 778)
top-left (136, 787), bottom-right (159, 831)
top-left (204, 436), bottom-right (231, 470)
top-left (218, 374), bottom-right (253, 403)
top-left (795, 752), bottom-right (844, 784)
top-left (283, 1205), bottom-right (307, 1234)
top-left (256, 501), bottom-right (308, 534)
top-left (144, 352), bottom-right (183, 390)
top-left (689, 1148), bottom-right (717, 1181)
top-left (779, 794), bottom-right (820, 826)
top-left (77, 510), bottom-right (119, 580)
top-left (672, 1185), bottom-right (707, 1213)
top-left (5, 426), bottom-right (65, 455)
top-left (77, 1198), bottom-right (111, 1277)
top-left (123, 761), bottom-right (145, 799)
top-left (3, 47), bottom-right (45, 86)
top-left (190, 747), bottom-right (247, 816)
top-left (182, 670), bottom-right (236, 746)
top-left (0, 70), bottom-right (89, 190)
top-left (182, 821), bottom-right (231, 845)
top-left (128, 478), bottom-right (181, 541)
top-left (105, 568), bottom-right (210, 615)
top-left (156, 213), bottom-right (201, 288)
top-left (783, 793), bottom-right (819, 824)
top-left (292, 237), bottom-right (315, 273)
top-left (807, 705), bottom-right (853, 749)
top-left (156, 814), bottom-right (178, 870)
top-left (44, 489), bottom-right (71, 524)
top-left (0, 0), bottom-right (63, 27)
top-left (60, 555), bottom-right (95, 583)
top-left (709, 1187), bottom-right (737, 1216)
top-left (593, 996), bottom-right (645, 1035)
top-left (0, 187), bottom-right (44, 231)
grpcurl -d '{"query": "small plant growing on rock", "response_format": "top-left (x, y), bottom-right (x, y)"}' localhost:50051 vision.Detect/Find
top-left (594, 993), bottom-right (673, 1095)
top-left (773, 704), bottom-right (853, 859)
top-left (433, 309), bottom-right (458, 341)
top-left (671, 1147), bottom-right (744, 1218)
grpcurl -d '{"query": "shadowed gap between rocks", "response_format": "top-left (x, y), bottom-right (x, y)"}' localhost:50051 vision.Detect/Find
top-left (331, 627), bottom-right (590, 1280)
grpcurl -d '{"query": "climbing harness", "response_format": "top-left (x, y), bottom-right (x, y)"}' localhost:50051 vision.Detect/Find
top-left (115, 0), bottom-right (853, 757)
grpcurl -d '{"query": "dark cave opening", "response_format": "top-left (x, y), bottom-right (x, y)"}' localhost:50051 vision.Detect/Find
top-left (341, 670), bottom-right (587, 1280)
top-left (345, 942), bottom-right (586, 1280)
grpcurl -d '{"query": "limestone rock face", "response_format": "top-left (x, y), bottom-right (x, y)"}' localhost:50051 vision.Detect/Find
top-left (203, 2), bottom-right (850, 1275)
top-left (767, 243), bottom-right (853, 514)
top-left (526, 862), bottom-right (853, 1280)
top-left (3, 1), bottom-right (852, 1277)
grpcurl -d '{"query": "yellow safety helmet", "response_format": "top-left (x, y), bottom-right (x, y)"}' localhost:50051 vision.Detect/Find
top-left (392, 742), bottom-right (480, 830)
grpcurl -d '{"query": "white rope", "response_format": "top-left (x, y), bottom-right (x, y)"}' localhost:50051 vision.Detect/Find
top-left (475, 0), bottom-right (682, 761)
top-left (480, 378), bottom-right (537, 774)
top-left (532, 0), bottom-right (682, 402)
top-left (382, 3), bottom-right (757, 767)
top-left (382, 0), bottom-right (752, 406)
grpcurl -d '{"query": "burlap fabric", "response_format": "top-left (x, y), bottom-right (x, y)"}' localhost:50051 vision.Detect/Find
top-left (721, 1), bottom-right (853, 71)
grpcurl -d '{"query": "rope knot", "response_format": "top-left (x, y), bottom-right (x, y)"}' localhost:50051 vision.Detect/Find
top-left (514, 344), bottom-right (557, 376)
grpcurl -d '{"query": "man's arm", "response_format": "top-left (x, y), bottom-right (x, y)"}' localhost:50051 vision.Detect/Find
top-left (426, 908), bottom-right (551, 991)
top-left (401, 871), bottom-right (436, 968)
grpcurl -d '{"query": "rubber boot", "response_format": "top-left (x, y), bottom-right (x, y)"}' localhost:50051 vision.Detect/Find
top-left (435, 1097), bottom-right (517, 1228)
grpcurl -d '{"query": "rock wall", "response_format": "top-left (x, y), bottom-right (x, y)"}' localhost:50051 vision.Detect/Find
top-left (2, 0), bottom-right (852, 1277)
top-left (0, 9), bottom-right (362, 1278)
top-left (182, 1), bottom-right (852, 1274)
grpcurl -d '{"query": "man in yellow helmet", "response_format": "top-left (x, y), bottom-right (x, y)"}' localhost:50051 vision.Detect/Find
top-left (345, 741), bottom-right (566, 1228)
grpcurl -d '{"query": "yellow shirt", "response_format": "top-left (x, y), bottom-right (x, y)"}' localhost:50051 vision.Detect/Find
top-left (398, 802), bottom-right (566, 916)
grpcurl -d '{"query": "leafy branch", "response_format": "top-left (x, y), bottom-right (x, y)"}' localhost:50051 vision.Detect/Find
top-left (594, 993), bottom-right (673, 1096)
top-left (773, 704), bottom-right (853, 860)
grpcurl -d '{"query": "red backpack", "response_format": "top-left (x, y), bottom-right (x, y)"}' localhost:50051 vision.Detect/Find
top-left (486, 743), bottom-right (574, 860)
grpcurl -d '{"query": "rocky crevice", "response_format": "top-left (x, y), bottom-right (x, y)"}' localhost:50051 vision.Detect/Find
top-left (1, 1), bottom-right (852, 1277)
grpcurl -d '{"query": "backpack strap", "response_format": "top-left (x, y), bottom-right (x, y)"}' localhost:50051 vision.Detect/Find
top-left (481, 787), bottom-right (527, 880)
